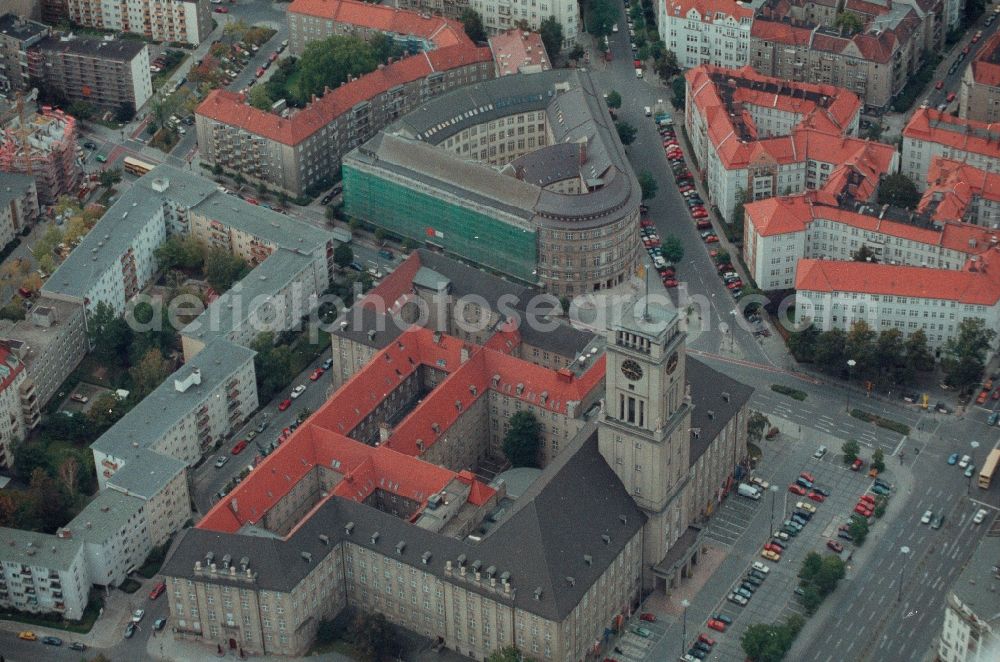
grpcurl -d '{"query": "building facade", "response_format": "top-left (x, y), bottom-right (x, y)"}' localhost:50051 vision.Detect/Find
top-left (195, 0), bottom-right (494, 197)
top-left (902, 108), bottom-right (1000, 191)
top-left (343, 69), bottom-right (643, 296)
top-left (657, 0), bottom-right (754, 69)
top-left (0, 171), bottom-right (38, 248)
top-left (0, 12), bottom-right (47, 93)
top-left (0, 527), bottom-right (90, 620)
top-left (960, 32), bottom-right (1000, 124)
top-left (0, 105), bottom-right (81, 204)
top-left (919, 157), bottom-right (1000, 229)
top-left (64, 0), bottom-right (212, 46)
top-left (467, 0), bottom-right (580, 45)
top-left (0, 343), bottom-right (31, 468)
top-left (29, 34), bottom-right (152, 113)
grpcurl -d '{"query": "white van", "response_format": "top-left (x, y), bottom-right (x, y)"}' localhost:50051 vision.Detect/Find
top-left (635, 68), bottom-right (643, 79)
top-left (612, 23), bottom-right (619, 33)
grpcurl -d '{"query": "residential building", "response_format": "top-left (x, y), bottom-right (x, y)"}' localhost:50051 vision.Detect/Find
top-left (657, 0), bottom-right (754, 69)
top-left (0, 297), bottom-right (87, 409)
top-left (91, 337), bottom-right (258, 483)
top-left (0, 171), bottom-right (38, 247)
top-left (70, 489), bottom-right (151, 587)
top-left (0, 12), bottom-right (47, 93)
top-left (467, 0), bottom-right (580, 44)
top-left (342, 69), bottom-right (642, 296)
top-left (392, 0), bottom-right (468, 20)
top-left (196, 0), bottom-right (493, 197)
top-left (103, 448), bottom-right (190, 547)
top-left (960, 32), bottom-right (1000, 124)
top-left (919, 157), bottom-right (1000, 228)
top-left (749, 0), bottom-right (945, 111)
top-left (0, 0), bottom-right (43, 20)
top-left (29, 34), bottom-right (152, 114)
top-left (902, 108), bottom-right (1000, 191)
top-left (0, 526), bottom-right (90, 620)
top-left (489, 29), bottom-right (551, 76)
top-left (0, 104), bottom-right (81, 204)
top-left (937, 534), bottom-right (1000, 661)
top-left (684, 64), bottom-right (897, 223)
top-left (0, 342), bottom-right (31, 468)
top-left (64, 0), bottom-right (212, 46)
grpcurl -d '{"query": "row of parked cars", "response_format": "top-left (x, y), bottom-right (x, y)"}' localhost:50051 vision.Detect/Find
top-left (662, 124), bottom-right (718, 244)
top-left (727, 560), bottom-right (772, 607)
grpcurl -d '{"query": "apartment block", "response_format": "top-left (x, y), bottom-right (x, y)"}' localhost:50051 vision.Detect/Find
top-left (657, 0), bottom-right (754, 69)
top-left (0, 297), bottom-right (87, 410)
top-left (0, 12), bottom-right (47, 93)
top-left (104, 448), bottom-right (190, 547)
top-left (0, 527), bottom-right (90, 620)
top-left (91, 337), bottom-right (258, 482)
top-left (919, 157), bottom-right (1000, 229)
top-left (685, 64), bottom-right (897, 223)
top-left (749, 0), bottom-right (945, 111)
top-left (393, 0), bottom-right (468, 19)
top-left (468, 0), bottom-right (580, 45)
top-left (937, 535), bottom-right (1000, 661)
top-left (65, 0), bottom-right (212, 46)
top-left (902, 108), bottom-right (1000, 191)
top-left (489, 29), bottom-right (551, 76)
top-left (0, 342), bottom-right (31, 468)
top-left (960, 32), bottom-right (1000, 124)
top-left (0, 171), bottom-right (38, 248)
top-left (196, 0), bottom-right (494, 197)
top-left (29, 34), bottom-right (152, 113)
top-left (0, 105), bottom-right (82, 204)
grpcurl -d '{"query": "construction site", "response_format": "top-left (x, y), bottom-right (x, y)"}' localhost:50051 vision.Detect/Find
top-left (0, 94), bottom-right (82, 204)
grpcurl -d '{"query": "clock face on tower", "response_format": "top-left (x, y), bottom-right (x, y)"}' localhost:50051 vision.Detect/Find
top-left (621, 359), bottom-right (643, 381)
top-left (666, 352), bottom-right (679, 375)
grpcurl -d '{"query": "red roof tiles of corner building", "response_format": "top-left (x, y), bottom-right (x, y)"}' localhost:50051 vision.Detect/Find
top-left (288, 0), bottom-right (469, 45)
top-left (904, 108), bottom-right (1000, 157)
top-left (359, 251), bottom-right (423, 312)
top-left (196, 42), bottom-right (491, 146)
top-left (666, 0), bottom-right (754, 20)
top-left (924, 157), bottom-right (1000, 206)
top-left (795, 258), bottom-right (1000, 305)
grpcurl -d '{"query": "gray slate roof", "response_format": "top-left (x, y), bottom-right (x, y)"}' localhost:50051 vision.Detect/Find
top-left (70, 489), bottom-right (143, 544)
top-left (106, 448), bottom-right (187, 500)
top-left (37, 34), bottom-right (147, 61)
top-left (0, 172), bottom-right (36, 206)
top-left (0, 527), bottom-right (83, 571)
top-left (161, 427), bottom-right (645, 621)
top-left (90, 338), bottom-right (256, 459)
top-left (687, 358), bottom-right (754, 466)
top-left (950, 531), bottom-right (1000, 621)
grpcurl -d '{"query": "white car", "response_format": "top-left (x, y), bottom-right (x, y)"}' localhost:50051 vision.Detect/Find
top-left (751, 561), bottom-right (770, 575)
top-left (750, 477), bottom-right (771, 490)
top-left (796, 501), bottom-right (817, 514)
top-left (958, 455), bottom-right (971, 469)
top-left (290, 385), bottom-right (306, 399)
top-left (132, 609), bottom-right (145, 623)
top-left (813, 445), bottom-right (827, 459)
top-left (921, 510), bottom-right (933, 525)
top-left (973, 508), bottom-right (988, 525)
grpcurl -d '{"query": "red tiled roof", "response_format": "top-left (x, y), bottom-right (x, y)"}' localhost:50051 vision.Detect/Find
top-left (488, 30), bottom-right (551, 76)
top-left (666, 0), bottom-right (754, 20)
top-left (750, 18), bottom-right (813, 45)
top-left (919, 156), bottom-right (1000, 222)
top-left (970, 33), bottom-right (1000, 88)
top-left (196, 42), bottom-right (492, 146)
top-left (844, 0), bottom-right (890, 16)
top-left (903, 108), bottom-right (1000, 159)
top-left (812, 32), bottom-right (850, 54)
top-left (852, 27), bottom-right (897, 63)
top-left (795, 257), bottom-right (1000, 305)
top-left (288, 0), bottom-right (468, 46)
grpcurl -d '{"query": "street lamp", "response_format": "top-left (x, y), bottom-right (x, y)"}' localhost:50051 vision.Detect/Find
top-left (897, 546), bottom-right (911, 603)
top-left (680, 599), bottom-right (690, 654)
top-left (846, 359), bottom-right (857, 412)
top-left (769, 485), bottom-right (780, 534)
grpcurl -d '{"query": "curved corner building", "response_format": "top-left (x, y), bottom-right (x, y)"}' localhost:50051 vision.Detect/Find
top-left (341, 69), bottom-right (642, 296)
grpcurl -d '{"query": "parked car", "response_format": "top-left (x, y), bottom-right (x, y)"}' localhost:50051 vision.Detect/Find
top-left (149, 581), bottom-right (166, 600)
top-left (309, 368), bottom-right (324, 381)
top-left (789, 484), bottom-right (806, 495)
top-left (965, 464), bottom-right (976, 478)
top-left (808, 491), bottom-right (826, 503)
top-left (214, 455), bottom-right (229, 468)
top-left (231, 439), bottom-right (248, 455)
top-left (921, 510), bottom-right (933, 524)
top-left (973, 508), bottom-right (988, 524)
top-left (291, 384), bottom-right (306, 399)
top-left (132, 609), bottom-right (145, 623)
top-left (42, 636), bottom-right (62, 646)
top-left (851, 458), bottom-right (864, 471)
top-left (154, 618), bottom-right (167, 631)
top-left (827, 540), bottom-right (844, 553)
top-left (124, 622), bottom-right (137, 639)
top-left (814, 445), bottom-right (827, 458)
top-left (18, 631), bottom-right (37, 641)
top-left (761, 549), bottom-right (781, 562)
top-left (838, 530), bottom-right (854, 542)
top-left (959, 455), bottom-right (971, 469)
top-left (728, 592), bottom-right (748, 606)
top-left (714, 613), bottom-right (734, 624)
top-left (70, 642), bottom-right (87, 651)
top-left (797, 501), bottom-right (817, 514)
top-left (707, 618), bottom-right (727, 632)
top-left (640, 612), bottom-right (656, 622)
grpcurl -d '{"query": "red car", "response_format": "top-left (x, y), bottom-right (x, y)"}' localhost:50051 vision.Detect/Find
top-left (278, 398), bottom-right (292, 411)
top-left (935, 80), bottom-right (944, 90)
top-left (149, 582), bottom-right (166, 600)
top-left (947, 92), bottom-right (956, 103)
top-left (707, 618), bottom-right (727, 632)
top-left (214, 5), bottom-right (228, 12)
top-left (726, 280), bottom-right (743, 290)
top-left (663, 278), bottom-right (679, 288)
top-left (851, 458), bottom-right (864, 471)
top-left (698, 633), bottom-right (716, 647)
top-left (808, 491), bottom-right (825, 502)
top-left (963, 45), bottom-right (971, 54)
top-left (827, 540), bottom-right (844, 553)
top-left (640, 219), bottom-right (654, 228)
top-left (860, 494), bottom-right (875, 505)
top-left (269, 51), bottom-right (279, 62)
top-left (789, 484), bottom-right (807, 495)
top-left (309, 368), bottom-right (324, 381)
top-left (256, 66), bottom-right (265, 77)
top-left (764, 543), bottom-right (782, 554)
top-left (800, 471), bottom-right (815, 483)
top-left (976, 390), bottom-right (989, 404)
top-left (992, 387), bottom-right (1000, 400)
top-left (692, 209), bottom-right (708, 219)
top-left (640, 613), bottom-right (657, 622)
top-left (696, 220), bottom-right (712, 230)
top-left (703, 235), bottom-right (719, 244)
top-left (231, 439), bottom-right (248, 455)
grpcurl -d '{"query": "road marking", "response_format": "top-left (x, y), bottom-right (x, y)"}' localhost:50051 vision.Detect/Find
top-left (951, 546), bottom-right (961, 560)
top-left (878, 593), bottom-right (886, 605)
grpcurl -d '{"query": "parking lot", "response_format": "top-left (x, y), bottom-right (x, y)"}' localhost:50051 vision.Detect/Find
top-left (612, 617), bottom-right (668, 662)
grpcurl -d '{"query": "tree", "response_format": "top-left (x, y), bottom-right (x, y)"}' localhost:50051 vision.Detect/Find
top-left (904, 329), bottom-right (935, 372)
top-left (0, 300), bottom-right (25, 321)
top-left (568, 44), bottom-right (585, 61)
top-left (248, 85), bottom-right (273, 111)
top-left (747, 411), bottom-right (770, 444)
top-left (834, 11), bottom-right (865, 35)
top-left (638, 170), bottom-right (658, 200)
top-left (653, 50), bottom-right (680, 81)
top-left (874, 329), bottom-right (912, 386)
top-left (849, 516), bottom-right (869, 545)
top-left (800, 585), bottom-right (823, 614)
top-left (116, 103), bottom-right (135, 123)
top-left (616, 121), bottom-right (637, 145)
top-left (814, 554), bottom-right (846, 595)
top-left (539, 16), bottom-right (564, 60)
top-left (741, 621), bottom-right (794, 662)
top-left (872, 448), bottom-right (885, 473)
top-left (671, 76), bottom-right (686, 109)
top-left (349, 611), bottom-right (397, 662)
top-left (488, 647), bottom-right (539, 662)
top-left (845, 320), bottom-right (877, 379)
top-left (798, 551), bottom-right (823, 581)
top-left (88, 393), bottom-right (125, 431)
top-left (852, 243), bottom-right (878, 262)
top-left (27, 468), bottom-right (70, 533)
top-left (942, 318), bottom-right (996, 389)
top-left (503, 411), bottom-right (542, 468)
top-left (877, 173), bottom-right (921, 210)
top-left (661, 235), bottom-right (684, 263)
top-left (155, 235), bottom-right (205, 273)
top-left (584, 0), bottom-right (618, 37)
top-left (98, 168), bottom-right (122, 189)
top-left (842, 439), bottom-right (860, 464)
top-left (57, 455), bottom-right (80, 499)
top-left (129, 348), bottom-right (172, 398)
top-left (13, 443), bottom-right (51, 480)
top-left (605, 91), bottom-right (622, 109)
top-left (333, 243), bottom-right (354, 269)
top-left (460, 9), bottom-right (488, 43)
top-left (731, 187), bottom-right (750, 229)
top-left (68, 100), bottom-right (95, 120)
top-left (205, 247), bottom-right (250, 293)
top-left (88, 301), bottom-right (133, 366)
top-left (787, 327), bottom-right (819, 362)
top-left (813, 329), bottom-right (846, 375)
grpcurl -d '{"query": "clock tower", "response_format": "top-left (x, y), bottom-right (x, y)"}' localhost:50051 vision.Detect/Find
top-left (598, 297), bottom-right (691, 587)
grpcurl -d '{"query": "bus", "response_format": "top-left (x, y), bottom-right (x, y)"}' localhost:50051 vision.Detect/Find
top-left (979, 448), bottom-right (1000, 489)
top-left (122, 156), bottom-right (156, 177)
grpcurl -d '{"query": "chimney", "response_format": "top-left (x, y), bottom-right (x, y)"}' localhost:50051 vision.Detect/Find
top-left (345, 522), bottom-right (354, 535)
top-left (174, 368), bottom-right (202, 392)
top-left (379, 422), bottom-right (391, 443)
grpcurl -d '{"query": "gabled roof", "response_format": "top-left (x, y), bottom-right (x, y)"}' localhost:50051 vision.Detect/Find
top-left (665, 0), bottom-right (754, 21)
top-left (970, 32), bottom-right (1000, 88)
top-left (903, 108), bottom-right (1000, 159)
top-left (288, 0), bottom-right (468, 47)
top-left (920, 157), bottom-right (1000, 222)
